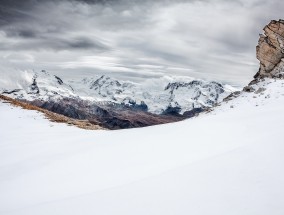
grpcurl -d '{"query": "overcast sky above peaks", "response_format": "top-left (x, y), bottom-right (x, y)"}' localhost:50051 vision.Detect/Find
top-left (0, 0), bottom-right (283, 86)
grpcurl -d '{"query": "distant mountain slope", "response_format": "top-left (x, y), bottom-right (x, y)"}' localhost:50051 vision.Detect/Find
top-left (2, 70), bottom-right (75, 100)
top-left (70, 75), bottom-right (233, 114)
top-left (0, 70), bottom-right (233, 129)
top-left (0, 94), bottom-right (103, 130)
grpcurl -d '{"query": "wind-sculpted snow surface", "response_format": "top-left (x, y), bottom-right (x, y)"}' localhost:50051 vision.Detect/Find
top-left (1, 77), bottom-right (284, 215)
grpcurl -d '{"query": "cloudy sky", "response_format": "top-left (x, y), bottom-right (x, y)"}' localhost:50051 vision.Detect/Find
top-left (0, 0), bottom-right (283, 86)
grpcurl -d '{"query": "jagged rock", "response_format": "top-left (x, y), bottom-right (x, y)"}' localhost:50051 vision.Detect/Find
top-left (248, 78), bottom-right (260, 86)
top-left (223, 91), bottom-right (241, 102)
top-left (162, 106), bottom-right (182, 116)
top-left (255, 87), bottom-right (266, 94)
top-left (256, 19), bottom-right (284, 78)
top-left (28, 75), bottom-right (40, 94)
top-left (122, 98), bottom-right (148, 111)
top-left (240, 19), bottom-right (284, 97)
top-left (54, 76), bottom-right (64, 85)
top-left (243, 86), bottom-right (255, 92)
top-left (182, 108), bottom-right (204, 118)
top-left (2, 89), bottom-right (22, 94)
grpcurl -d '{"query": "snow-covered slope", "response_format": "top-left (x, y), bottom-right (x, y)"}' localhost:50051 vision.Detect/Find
top-left (1, 71), bottom-right (233, 114)
top-left (1, 78), bottom-right (284, 215)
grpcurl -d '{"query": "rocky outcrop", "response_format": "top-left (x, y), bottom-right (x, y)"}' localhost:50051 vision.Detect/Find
top-left (224, 20), bottom-right (284, 100)
top-left (27, 97), bottom-right (184, 130)
top-left (28, 75), bottom-right (40, 94)
top-left (0, 94), bottom-right (103, 130)
top-left (255, 19), bottom-right (284, 78)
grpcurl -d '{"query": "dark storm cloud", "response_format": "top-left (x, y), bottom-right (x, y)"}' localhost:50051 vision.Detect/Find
top-left (0, 0), bottom-right (42, 25)
top-left (75, 0), bottom-right (115, 3)
top-left (0, 0), bottom-right (111, 51)
top-left (5, 28), bottom-right (37, 39)
top-left (0, 34), bottom-right (109, 51)
top-left (0, 0), bottom-right (101, 27)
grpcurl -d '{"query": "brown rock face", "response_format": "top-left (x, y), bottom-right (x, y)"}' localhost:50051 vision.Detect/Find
top-left (256, 19), bottom-right (284, 78)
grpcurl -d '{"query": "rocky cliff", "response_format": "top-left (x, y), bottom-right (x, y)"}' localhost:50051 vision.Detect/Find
top-left (232, 19), bottom-right (284, 96)
top-left (255, 19), bottom-right (284, 78)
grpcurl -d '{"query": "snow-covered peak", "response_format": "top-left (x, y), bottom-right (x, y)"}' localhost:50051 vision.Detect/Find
top-left (1, 70), bottom-right (235, 115)
top-left (90, 75), bottom-right (121, 89)
top-left (86, 75), bottom-right (135, 97)
top-left (2, 70), bottom-right (75, 101)
top-left (70, 76), bottom-right (234, 114)
top-left (30, 70), bottom-right (74, 94)
top-left (162, 80), bottom-right (230, 112)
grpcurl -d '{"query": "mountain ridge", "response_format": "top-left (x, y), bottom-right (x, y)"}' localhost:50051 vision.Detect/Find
top-left (0, 70), bottom-right (232, 129)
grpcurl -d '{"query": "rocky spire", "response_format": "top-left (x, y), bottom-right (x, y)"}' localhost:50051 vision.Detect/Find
top-left (255, 19), bottom-right (284, 78)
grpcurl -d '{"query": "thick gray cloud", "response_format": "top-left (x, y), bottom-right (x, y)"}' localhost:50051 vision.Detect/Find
top-left (0, 0), bottom-right (283, 86)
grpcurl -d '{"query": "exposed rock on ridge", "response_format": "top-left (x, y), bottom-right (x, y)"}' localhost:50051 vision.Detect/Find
top-left (256, 19), bottom-right (284, 78)
top-left (224, 19), bottom-right (284, 101)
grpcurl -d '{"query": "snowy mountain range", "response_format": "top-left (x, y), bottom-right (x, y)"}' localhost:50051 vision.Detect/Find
top-left (1, 70), bottom-right (233, 119)
top-left (71, 74), bottom-right (233, 114)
